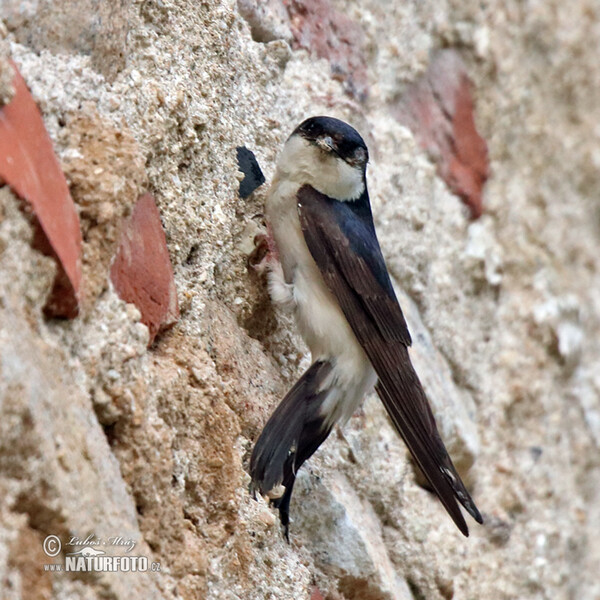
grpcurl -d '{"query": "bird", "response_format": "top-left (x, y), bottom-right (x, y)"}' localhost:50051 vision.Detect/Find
top-left (249, 115), bottom-right (482, 539)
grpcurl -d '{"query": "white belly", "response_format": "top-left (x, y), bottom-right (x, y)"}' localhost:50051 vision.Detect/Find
top-left (265, 176), bottom-right (374, 395)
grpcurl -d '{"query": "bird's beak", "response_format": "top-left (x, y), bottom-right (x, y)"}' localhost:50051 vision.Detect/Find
top-left (316, 135), bottom-right (335, 153)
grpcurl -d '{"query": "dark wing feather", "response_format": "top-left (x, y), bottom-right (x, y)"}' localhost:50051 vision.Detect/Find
top-left (297, 184), bottom-right (482, 536)
top-left (315, 201), bottom-right (412, 347)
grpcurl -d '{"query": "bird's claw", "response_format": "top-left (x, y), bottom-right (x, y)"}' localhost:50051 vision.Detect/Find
top-left (248, 233), bottom-right (270, 273)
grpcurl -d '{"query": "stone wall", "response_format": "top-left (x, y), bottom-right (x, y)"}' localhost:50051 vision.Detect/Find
top-left (0, 1), bottom-right (599, 598)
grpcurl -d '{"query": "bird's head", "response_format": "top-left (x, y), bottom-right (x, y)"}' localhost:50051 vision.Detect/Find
top-left (277, 116), bottom-right (369, 201)
top-left (294, 116), bottom-right (369, 170)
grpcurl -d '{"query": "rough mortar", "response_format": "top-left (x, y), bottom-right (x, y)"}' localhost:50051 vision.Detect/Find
top-left (0, 0), bottom-right (599, 599)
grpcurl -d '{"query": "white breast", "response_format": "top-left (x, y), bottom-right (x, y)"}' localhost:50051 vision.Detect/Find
top-left (265, 172), bottom-right (371, 390)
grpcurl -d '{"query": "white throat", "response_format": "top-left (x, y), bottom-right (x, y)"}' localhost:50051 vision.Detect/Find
top-left (275, 135), bottom-right (365, 201)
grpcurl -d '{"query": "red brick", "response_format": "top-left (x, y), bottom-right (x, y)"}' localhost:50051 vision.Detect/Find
top-left (0, 60), bottom-right (82, 317)
top-left (395, 50), bottom-right (489, 219)
top-left (310, 586), bottom-right (325, 600)
top-left (284, 0), bottom-right (368, 100)
top-left (110, 193), bottom-right (179, 345)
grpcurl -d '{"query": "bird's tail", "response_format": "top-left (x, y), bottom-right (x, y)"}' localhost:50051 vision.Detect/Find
top-left (250, 360), bottom-right (335, 539)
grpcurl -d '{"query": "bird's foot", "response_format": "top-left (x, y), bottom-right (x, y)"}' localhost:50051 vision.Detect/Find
top-left (248, 233), bottom-right (270, 272)
top-left (247, 224), bottom-right (278, 274)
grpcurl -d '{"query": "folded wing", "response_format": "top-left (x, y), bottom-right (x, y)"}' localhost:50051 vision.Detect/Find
top-left (297, 184), bottom-right (482, 536)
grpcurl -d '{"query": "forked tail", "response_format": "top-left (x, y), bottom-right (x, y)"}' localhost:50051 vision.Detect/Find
top-left (250, 360), bottom-right (334, 539)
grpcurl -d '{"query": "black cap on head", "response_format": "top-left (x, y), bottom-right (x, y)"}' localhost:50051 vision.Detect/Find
top-left (293, 116), bottom-right (368, 167)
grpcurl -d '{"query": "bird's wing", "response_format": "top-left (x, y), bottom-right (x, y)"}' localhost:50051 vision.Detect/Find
top-left (297, 184), bottom-right (482, 536)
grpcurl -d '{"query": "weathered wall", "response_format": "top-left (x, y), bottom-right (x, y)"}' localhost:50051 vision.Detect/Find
top-left (1, 1), bottom-right (599, 599)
